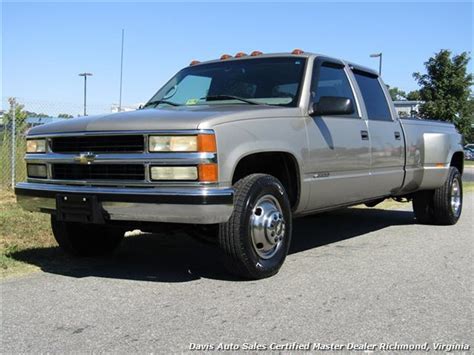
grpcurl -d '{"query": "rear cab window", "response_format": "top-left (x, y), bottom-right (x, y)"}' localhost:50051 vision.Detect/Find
top-left (353, 70), bottom-right (393, 121)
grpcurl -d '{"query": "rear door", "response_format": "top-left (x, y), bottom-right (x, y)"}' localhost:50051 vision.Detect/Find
top-left (351, 69), bottom-right (405, 196)
top-left (305, 58), bottom-right (371, 210)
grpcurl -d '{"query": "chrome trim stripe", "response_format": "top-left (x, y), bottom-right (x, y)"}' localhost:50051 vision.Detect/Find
top-left (26, 177), bottom-right (219, 187)
top-left (27, 129), bottom-right (215, 138)
top-left (15, 182), bottom-right (233, 204)
top-left (25, 152), bottom-right (217, 164)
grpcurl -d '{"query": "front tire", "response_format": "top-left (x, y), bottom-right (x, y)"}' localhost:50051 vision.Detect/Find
top-left (51, 216), bottom-right (124, 256)
top-left (412, 167), bottom-right (462, 225)
top-left (219, 174), bottom-right (292, 279)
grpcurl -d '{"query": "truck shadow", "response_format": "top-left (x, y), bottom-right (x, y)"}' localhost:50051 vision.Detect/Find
top-left (9, 207), bottom-right (415, 283)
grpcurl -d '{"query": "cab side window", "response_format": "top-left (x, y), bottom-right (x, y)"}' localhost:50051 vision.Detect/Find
top-left (353, 71), bottom-right (392, 121)
top-left (311, 63), bottom-right (358, 117)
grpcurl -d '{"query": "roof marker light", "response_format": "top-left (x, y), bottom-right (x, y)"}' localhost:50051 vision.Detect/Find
top-left (250, 50), bottom-right (263, 56)
top-left (220, 54), bottom-right (232, 60)
top-left (292, 48), bottom-right (304, 55)
top-left (235, 52), bottom-right (247, 58)
top-left (189, 60), bottom-right (201, 66)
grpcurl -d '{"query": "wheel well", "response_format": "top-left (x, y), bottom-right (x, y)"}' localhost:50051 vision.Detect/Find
top-left (450, 152), bottom-right (464, 174)
top-left (232, 152), bottom-right (300, 209)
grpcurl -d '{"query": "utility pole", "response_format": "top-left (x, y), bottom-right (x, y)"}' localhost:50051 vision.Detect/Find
top-left (78, 72), bottom-right (93, 116)
top-left (370, 52), bottom-right (382, 76)
top-left (119, 29), bottom-right (125, 112)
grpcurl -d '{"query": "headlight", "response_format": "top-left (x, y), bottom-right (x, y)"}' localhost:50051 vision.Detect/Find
top-left (148, 134), bottom-right (216, 152)
top-left (26, 139), bottom-right (46, 153)
top-left (149, 136), bottom-right (197, 152)
top-left (150, 166), bottom-right (198, 180)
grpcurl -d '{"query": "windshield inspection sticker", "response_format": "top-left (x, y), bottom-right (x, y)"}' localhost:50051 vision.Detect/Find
top-left (185, 98), bottom-right (199, 105)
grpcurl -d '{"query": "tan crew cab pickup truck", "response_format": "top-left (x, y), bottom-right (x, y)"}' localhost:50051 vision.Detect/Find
top-left (16, 50), bottom-right (464, 279)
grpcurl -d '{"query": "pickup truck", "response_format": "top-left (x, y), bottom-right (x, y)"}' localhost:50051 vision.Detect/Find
top-left (16, 50), bottom-right (464, 279)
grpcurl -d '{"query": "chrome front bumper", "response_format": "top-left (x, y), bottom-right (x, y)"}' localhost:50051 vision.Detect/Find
top-left (15, 182), bottom-right (234, 224)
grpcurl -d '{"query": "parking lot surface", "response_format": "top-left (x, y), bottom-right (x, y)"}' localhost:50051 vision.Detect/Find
top-left (1, 196), bottom-right (473, 353)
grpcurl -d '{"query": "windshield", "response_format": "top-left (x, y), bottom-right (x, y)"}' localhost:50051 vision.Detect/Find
top-left (145, 57), bottom-right (307, 108)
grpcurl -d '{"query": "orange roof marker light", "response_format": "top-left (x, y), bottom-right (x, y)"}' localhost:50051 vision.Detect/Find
top-left (220, 54), bottom-right (232, 60)
top-left (189, 60), bottom-right (201, 66)
top-left (250, 50), bottom-right (263, 56)
top-left (292, 48), bottom-right (304, 55)
top-left (235, 52), bottom-right (248, 58)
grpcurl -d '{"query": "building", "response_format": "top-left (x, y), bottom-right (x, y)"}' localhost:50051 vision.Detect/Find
top-left (393, 100), bottom-right (423, 118)
top-left (110, 103), bottom-right (144, 113)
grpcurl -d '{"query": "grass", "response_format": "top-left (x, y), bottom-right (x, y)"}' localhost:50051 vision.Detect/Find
top-left (0, 189), bottom-right (54, 278)
top-left (464, 160), bottom-right (474, 166)
top-left (464, 181), bottom-right (474, 192)
top-left (1, 181), bottom-right (473, 278)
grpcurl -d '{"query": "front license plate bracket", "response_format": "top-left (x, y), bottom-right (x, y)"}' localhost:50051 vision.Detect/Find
top-left (56, 194), bottom-right (105, 224)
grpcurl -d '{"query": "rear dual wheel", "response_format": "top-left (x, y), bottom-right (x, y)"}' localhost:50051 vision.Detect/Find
top-left (413, 167), bottom-right (462, 225)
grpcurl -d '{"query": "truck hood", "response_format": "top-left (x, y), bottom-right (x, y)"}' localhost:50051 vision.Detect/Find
top-left (28, 105), bottom-right (302, 135)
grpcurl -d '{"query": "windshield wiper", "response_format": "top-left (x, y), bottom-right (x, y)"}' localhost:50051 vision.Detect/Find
top-left (142, 99), bottom-right (181, 108)
top-left (204, 95), bottom-right (262, 105)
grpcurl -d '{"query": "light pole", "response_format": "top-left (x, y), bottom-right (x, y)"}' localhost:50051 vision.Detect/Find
top-left (370, 52), bottom-right (382, 76)
top-left (78, 72), bottom-right (93, 116)
top-left (119, 29), bottom-right (125, 112)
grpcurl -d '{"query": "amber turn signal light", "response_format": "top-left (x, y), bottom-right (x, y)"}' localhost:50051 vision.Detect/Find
top-left (198, 163), bottom-right (218, 182)
top-left (197, 134), bottom-right (217, 153)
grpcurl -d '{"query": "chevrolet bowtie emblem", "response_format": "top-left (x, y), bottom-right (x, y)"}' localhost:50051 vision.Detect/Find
top-left (75, 152), bottom-right (96, 164)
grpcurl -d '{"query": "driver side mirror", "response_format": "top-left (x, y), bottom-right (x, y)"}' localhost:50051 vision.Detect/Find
top-left (310, 96), bottom-right (354, 116)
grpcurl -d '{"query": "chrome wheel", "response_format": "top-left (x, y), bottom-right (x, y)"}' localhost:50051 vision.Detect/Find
top-left (451, 177), bottom-right (462, 217)
top-left (250, 194), bottom-right (286, 259)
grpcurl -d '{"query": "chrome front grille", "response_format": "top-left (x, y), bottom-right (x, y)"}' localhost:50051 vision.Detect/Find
top-left (26, 130), bottom-right (217, 186)
top-left (52, 164), bottom-right (145, 181)
top-left (51, 135), bottom-right (144, 153)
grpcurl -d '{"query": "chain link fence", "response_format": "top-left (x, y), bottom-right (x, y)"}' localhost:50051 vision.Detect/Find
top-left (0, 97), bottom-right (115, 189)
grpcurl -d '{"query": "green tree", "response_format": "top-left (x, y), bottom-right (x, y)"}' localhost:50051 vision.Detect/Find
top-left (406, 90), bottom-right (421, 101)
top-left (58, 113), bottom-right (73, 118)
top-left (2, 98), bottom-right (28, 135)
top-left (388, 86), bottom-right (407, 101)
top-left (1, 99), bottom-right (29, 187)
top-left (464, 97), bottom-right (474, 143)
top-left (413, 50), bottom-right (473, 136)
top-left (25, 111), bottom-right (50, 118)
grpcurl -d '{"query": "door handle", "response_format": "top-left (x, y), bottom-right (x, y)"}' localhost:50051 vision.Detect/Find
top-left (361, 130), bottom-right (369, 140)
top-left (394, 131), bottom-right (401, 140)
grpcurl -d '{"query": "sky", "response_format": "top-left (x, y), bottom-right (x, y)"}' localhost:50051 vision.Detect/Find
top-left (1, 1), bottom-right (473, 115)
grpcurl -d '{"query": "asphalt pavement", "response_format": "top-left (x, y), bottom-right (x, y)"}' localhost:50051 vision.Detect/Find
top-left (1, 195), bottom-right (473, 353)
